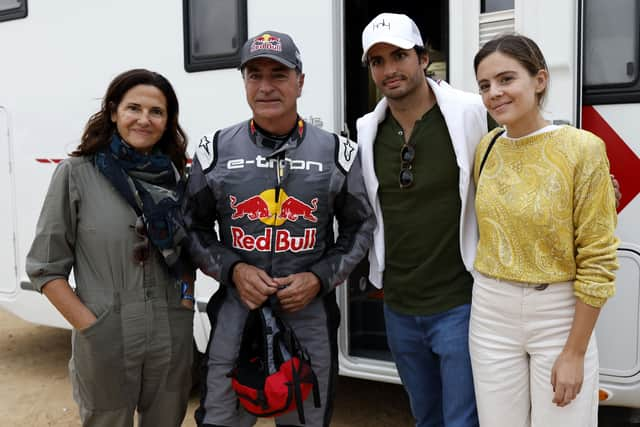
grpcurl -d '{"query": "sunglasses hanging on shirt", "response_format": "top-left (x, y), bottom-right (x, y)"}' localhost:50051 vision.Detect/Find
top-left (399, 142), bottom-right (416, 189)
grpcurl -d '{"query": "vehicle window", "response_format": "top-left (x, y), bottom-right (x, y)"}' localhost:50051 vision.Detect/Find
top-left (481, 0), bottom-right (514, 13)
top-left (479, 0), bottom-right (514, 47)
top-left (183, 0), bottom-right (247, 72)
top-left (584, 0), bottom-right (638, 86)
top-left (0, 0), bottom-right (27, 22)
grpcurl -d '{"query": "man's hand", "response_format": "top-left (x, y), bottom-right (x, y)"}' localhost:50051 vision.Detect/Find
top-left (274, 272), bottom-right (321, 312)
top-left (550, 350), bottom-right (585, 407)
top-left (232, 262), bottom-right (278, 310)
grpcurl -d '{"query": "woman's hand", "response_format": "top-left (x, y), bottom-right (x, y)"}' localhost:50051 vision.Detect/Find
top-left (180, 298), bottom-right (194, 311)
top-left (42, 279), bottom-right (97, 331)
top-left (76, 313), bottom-right (98, 331)
top-left (550, 350), bottom-right (585, 407)
top-left (551, 300), bottom-right (601, 407)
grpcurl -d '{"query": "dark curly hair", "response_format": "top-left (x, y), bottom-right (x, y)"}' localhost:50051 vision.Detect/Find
top-left (72, 69), bottom-right (188, 173)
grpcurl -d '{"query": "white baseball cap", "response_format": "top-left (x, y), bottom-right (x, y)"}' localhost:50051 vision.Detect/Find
top-left (361, 13), bottom-right (424, 63)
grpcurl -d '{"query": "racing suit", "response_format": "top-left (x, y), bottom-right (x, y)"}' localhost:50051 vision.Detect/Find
top-left (184, 118), bottom-right (375, 427)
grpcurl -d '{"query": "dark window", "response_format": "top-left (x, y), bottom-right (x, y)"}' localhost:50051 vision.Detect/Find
top-left (481, 0), bottom-right (514, 13)
top-left (183, 0), bottom-right (247, 72)
top-left (0, 0), bottom-right (27, 22)
top-left (583, 0), bottom-right (640, 104)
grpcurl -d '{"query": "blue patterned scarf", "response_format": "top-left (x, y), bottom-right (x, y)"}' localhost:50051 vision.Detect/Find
top-left (95, 134), bottom-right (190, 278)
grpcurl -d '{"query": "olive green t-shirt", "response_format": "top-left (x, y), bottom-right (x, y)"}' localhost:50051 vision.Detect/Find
top-left (374, 105), bottom-right (473, 315)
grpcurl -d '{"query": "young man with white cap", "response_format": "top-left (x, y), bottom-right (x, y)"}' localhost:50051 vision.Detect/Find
top-left (184, 30), bottom-right (374, 427)
top-left (357, 13), bottom-right (490, 427)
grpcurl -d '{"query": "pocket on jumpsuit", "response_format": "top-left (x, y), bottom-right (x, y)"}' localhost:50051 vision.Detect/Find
top-left (165, 304), bottom-right (194, 391)
top-left (71, 306), bottom-right (127, 410)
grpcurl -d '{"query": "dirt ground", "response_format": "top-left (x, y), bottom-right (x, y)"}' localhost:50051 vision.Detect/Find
top-left (0, 308), bottom-right (412, 426)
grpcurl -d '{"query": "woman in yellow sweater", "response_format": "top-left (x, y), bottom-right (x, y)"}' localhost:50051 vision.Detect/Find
top-left (469, 34), bottom-right (618, 427)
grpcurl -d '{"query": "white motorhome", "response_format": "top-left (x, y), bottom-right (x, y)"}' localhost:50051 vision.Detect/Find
top-left (1, 0), bottom-right (638, 417)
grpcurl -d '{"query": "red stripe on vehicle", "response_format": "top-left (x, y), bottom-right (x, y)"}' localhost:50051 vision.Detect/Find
top-left (37, 158), bottom-right (191, 165)
top-left (582, 105), bottom-right (640, 212)
top-left (35, 158), bottom-right (64, 163)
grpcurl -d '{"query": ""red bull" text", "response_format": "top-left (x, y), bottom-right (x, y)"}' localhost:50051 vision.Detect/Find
top-left (231, 227), bottom-right (317, 253)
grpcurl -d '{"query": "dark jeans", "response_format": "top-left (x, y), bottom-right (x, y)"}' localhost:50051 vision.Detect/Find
top-left (384, 303), bottom-right (478, 427)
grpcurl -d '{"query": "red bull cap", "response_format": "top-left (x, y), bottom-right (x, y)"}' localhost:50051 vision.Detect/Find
top-left (240, 30), bottom-right (303, 72)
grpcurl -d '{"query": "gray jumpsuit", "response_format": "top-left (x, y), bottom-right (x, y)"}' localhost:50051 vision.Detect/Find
top-left (184, 120), bottom-right (375, 426)
top-left (26, 156), bottom-right (193, 427)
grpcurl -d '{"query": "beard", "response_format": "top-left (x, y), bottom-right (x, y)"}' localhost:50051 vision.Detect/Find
top-left (380, 73), bottom-right (425, 101)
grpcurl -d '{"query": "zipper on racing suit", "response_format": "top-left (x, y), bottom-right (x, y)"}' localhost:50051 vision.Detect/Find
top-left (261, 151), bottom-right (281, 278)
top-left (270, 151), bottom-right (287, 288)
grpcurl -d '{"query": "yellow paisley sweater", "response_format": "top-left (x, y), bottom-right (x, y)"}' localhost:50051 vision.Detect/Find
top-left (473, 126), bottom-right (618, 307)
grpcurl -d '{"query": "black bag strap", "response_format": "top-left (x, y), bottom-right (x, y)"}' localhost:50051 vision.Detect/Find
top-left (311, 370), bottom-right (321, 408)
top-left (280, 329), bottom-right (305, 425)
top-left (478, 129), bottom-right (505, 177)
top-left (291, 360), bottom-right (306, 424)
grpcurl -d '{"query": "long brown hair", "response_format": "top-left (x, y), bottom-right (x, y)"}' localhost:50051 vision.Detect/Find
top-left (72, 69), bottom-right (188, 173)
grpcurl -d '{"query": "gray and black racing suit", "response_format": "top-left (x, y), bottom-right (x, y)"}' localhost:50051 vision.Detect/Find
top-left (184, 119), bottom-right (375, 427)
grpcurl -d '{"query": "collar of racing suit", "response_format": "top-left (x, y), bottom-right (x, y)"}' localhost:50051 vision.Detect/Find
top-left (249, 117), bottom-right (306, 155)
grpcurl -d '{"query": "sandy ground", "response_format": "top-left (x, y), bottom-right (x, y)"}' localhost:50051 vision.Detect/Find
top-left (0, 308), bottom-right (412, 426)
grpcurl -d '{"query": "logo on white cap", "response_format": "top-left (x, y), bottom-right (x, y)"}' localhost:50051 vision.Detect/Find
top-left (361, 13), bottom-right (424, 63)
top-left (372, 18), bottom-right (391, 31)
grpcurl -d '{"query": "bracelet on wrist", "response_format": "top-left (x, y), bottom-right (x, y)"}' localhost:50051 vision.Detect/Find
top-left (180, 281), bottom-right (194, 301)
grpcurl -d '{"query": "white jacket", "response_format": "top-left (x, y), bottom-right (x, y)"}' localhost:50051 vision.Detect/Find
top-left (356, 78), bottom-right (488, 288)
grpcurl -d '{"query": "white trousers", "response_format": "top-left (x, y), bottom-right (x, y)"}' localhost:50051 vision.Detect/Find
top-left (469, 273), bottom-right (599, 427)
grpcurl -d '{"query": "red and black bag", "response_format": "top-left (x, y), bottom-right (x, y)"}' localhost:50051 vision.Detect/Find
top-left (229, 305), bottom-right (321, 424)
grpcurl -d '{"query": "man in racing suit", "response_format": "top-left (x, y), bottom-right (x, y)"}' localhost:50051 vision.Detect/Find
top-left (183, 30), bottom-right (375, 427)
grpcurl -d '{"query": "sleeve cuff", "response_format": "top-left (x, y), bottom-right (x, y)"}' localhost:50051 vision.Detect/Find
top-left (573, 281), bottom-right (615, 308)
top-left (309, 263), bottom-right (331, 296)
top-left (221, 255), bottom-right (243, 287)
top-left (31, 274), bottom-right (68, 294)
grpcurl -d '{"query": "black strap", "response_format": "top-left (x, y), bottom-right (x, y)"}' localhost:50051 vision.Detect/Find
top-left (478, 129), bottom-right (505, 176)
top-left (288, 329), bottom-right (306, 425)
top-left (311, 370), bottom-right (321, 408)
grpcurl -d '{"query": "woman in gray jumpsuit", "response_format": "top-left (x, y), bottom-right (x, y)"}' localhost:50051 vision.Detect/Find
top-left (26, 69), bottom-right (194, 427)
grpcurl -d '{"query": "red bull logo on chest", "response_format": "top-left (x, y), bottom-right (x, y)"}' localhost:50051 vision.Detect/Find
top-left (228, 189), bottom-right (319, 253)
top-left (229, 189), bottom-right (318, 225)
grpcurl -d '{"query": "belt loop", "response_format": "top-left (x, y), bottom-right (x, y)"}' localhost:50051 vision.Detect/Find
top-left (113, 291), bottom-right (121, 313)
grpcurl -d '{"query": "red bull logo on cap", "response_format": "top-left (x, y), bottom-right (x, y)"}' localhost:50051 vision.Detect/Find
top-left (229, 189), bottom-right (319, 253)
top-left (250, 33), bottom-right (282, 53)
